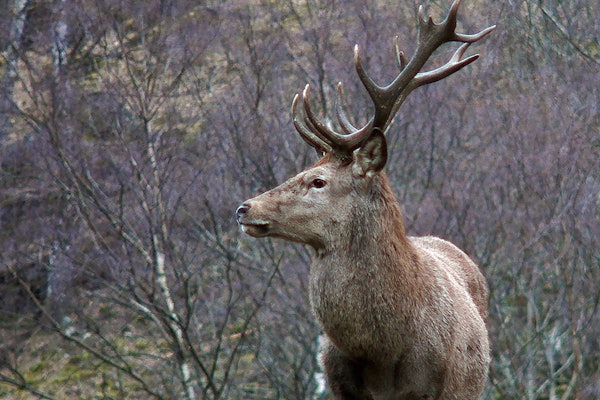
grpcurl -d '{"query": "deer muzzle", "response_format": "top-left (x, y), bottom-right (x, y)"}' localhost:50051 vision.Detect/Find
top-left (236, 203), bottom-right (270, 237)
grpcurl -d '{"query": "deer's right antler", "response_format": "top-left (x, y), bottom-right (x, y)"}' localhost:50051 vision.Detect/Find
top-left (292, 0), bottom-right (495, 159)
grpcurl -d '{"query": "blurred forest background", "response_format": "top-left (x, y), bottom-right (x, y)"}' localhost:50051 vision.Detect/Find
top-left (0, 0), bottom-right (598, 398)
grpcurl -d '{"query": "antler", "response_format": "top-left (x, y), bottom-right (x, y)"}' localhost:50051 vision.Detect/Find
top-left (292, 0), bottom-right (495, 158)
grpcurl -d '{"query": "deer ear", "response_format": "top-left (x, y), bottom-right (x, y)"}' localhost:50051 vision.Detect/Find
top-left (352, 128), bottom-right (388, 178)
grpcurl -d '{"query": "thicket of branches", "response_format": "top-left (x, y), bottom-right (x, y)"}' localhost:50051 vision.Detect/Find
top-left (0, 0), bottom-right (598, 399)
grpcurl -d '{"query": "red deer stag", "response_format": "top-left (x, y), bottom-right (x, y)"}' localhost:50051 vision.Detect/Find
top-left (236, 1), bottom-right (495, 398)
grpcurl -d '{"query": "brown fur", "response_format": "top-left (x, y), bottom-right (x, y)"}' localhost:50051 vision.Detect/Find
top-left (237, 145), bottom-right (490, 399)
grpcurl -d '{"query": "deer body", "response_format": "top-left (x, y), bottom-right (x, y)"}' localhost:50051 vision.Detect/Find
top-left (240, 157), bottom-right (489, 399)
top-left (314, 227), bottom-right (490, 400)
top-left (236, 1), bottom-right (494, 398)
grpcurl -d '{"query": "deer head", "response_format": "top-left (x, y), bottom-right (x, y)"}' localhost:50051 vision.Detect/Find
top-left (236, 0), bottom-right (495, 252)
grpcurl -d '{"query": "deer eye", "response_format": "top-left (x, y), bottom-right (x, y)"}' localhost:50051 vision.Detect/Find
top-left (311, 178), bottom-right (327, 189)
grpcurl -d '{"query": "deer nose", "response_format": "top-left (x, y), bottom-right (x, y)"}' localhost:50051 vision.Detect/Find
top-left (236, 203), bottom-right (250, 223)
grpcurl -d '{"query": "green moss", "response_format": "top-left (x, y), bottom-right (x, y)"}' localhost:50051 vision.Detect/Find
top-left (134, 338), bottom-right (150, 351)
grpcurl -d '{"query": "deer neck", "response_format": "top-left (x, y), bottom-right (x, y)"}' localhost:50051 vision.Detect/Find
top-left (309, 174), bottom-right (423, 358)
top-left (310, 172), bottom-right (422, 310)
top-left (316, 172), bottom-right (415, 267)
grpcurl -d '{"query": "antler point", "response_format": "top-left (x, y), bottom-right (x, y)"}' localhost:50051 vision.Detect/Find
top-left (303, 84), bottom-right (311, 98)
top-left (417, 5), bottom-right (425, 22)
top-left (450, 0), bottom-right (462, 15)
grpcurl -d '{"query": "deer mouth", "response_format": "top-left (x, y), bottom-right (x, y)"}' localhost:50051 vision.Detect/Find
top-left (239, 220), bottom-right (270, 237)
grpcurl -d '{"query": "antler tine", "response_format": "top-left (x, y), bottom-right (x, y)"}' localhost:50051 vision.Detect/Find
top-left (394, 36), bottom-right (408, 71)
top-left (300, 85), bottom-right (338, 146)
top-left (335, 83), bottom-right (359, 134)
top-left (413, 42), bottom-right (477, 87)
top-left (454, 25), bottom-right (496, 43)
top-left (292, 93), bottom-right (333, 153)
top-left (294, 84), bottom-right (374, 155)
